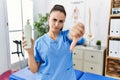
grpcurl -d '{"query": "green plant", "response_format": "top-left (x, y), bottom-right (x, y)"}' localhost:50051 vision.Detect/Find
top-left (96, 40), bottom-right (101, 45)
top-left (34, 13), bottom-right (49, 38)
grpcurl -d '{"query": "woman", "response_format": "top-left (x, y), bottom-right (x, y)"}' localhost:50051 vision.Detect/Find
top-left (23, 4), bottom-right (85, 80)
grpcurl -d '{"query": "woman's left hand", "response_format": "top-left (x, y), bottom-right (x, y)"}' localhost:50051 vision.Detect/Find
top-left (69, 22), bottom-right (85, 51)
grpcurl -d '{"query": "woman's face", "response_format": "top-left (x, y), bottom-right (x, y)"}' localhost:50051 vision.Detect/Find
top-left (48, 11), bottom-right (66, 32)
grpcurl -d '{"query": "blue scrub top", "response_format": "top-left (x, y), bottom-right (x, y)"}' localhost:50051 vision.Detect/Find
top-left (34, 30), bottom-right (84, 80)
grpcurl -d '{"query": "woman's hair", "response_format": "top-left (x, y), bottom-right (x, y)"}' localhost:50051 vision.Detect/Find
top-left (50, 4), bottom-right (66, 16)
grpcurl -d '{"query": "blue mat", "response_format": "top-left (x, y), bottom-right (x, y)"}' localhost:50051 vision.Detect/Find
top-left (9, 67), bottom-right (83, 80)
top-left (9, 67), bottom-right (117, 80)
top-left (75, 69), bottom-right (84, 80)
top-left (79, 72), bottom-right (117, 80)
top-left (9, 67), bottom-right (35, 80)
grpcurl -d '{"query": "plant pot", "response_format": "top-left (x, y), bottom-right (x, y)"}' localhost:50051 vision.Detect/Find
top-left (96, 45), bottom-right (101, 50)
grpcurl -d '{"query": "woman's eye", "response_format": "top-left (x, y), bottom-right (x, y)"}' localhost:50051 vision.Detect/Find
top-left (52, 19), bottom-right (64, 23)
top-left (59, 20), bottom-right (64, 23)
top-left (53, 19), bottom-right (57, 22)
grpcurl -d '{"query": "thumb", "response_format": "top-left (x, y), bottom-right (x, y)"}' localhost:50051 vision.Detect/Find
top-left (70, 38), bottom-right (78, 51)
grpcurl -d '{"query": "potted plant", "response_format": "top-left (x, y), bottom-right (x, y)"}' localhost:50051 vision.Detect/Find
top-left (34, 13), bottom-right (49, 38)
top-left (96, 40), bottom-right (101, 50)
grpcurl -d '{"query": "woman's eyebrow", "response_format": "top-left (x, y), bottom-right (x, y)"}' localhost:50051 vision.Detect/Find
top-left (52, 18), bottom-right (64, 22)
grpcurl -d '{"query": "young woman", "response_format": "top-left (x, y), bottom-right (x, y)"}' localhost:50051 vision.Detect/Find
top-left (23, 4), bottom-right (85, 80)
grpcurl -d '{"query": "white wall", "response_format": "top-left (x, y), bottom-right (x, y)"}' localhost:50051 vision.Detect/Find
top-left (85, 0), bottom-right (111, 46)
top-left (33, 0), bottom-right (48, 21)
top-left (33, 0), bottom-right (48, 40)
top-left (33, 0), bottom-right (111, 47)
top-left (0, 0), bottom-right (10, 74)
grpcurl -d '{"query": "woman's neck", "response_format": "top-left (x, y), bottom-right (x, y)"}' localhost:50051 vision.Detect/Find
top-left (47, 31), bottom-right (59, 40)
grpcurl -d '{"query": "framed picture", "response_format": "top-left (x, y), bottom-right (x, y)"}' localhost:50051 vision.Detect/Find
top-left (70, 0), bottom-right (85, 24)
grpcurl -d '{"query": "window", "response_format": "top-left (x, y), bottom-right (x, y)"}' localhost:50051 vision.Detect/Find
top-left (7, 0), bottom-right (33, 64)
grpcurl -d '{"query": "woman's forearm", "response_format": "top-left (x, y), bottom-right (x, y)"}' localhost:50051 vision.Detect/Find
top-left (28, 53), bottom-right (40, 73)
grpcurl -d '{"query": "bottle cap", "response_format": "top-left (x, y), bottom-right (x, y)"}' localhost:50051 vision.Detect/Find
top-left (27, 19), bottom-right (30, 24)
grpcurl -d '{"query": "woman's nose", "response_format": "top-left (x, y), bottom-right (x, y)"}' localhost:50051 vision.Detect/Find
top-left (55, 21), bottom-right (59, 26)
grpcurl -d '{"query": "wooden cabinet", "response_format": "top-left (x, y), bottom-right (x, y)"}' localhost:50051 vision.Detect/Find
top-left (73, 46), bottom-right (105, 75)
top-left (105, 0), bottom-right (120, 79)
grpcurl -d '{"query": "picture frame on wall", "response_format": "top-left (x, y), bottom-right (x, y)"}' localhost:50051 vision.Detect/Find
top-left (70, 0), bottom-right (85, 25)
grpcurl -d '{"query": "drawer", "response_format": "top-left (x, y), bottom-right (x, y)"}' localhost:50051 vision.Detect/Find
top-left (83, 62), bottom-right (103, 75)
top-left (84, 51), bottom-right (103, 63)
top-left (73, 50), bottom-right (83, 59)
top-left (73, 59), bottom-right (83, 70)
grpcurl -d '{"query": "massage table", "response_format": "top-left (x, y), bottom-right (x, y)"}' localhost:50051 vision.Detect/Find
top-left (9, 67), bottom-right (117, 80)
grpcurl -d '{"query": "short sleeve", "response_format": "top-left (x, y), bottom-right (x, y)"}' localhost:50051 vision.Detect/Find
top-left (76, 37), bottom-right (85, 45)
top-left (34, 40), bottom-right (43, 63)
top-left (62, 30), bottom-right (72, 44)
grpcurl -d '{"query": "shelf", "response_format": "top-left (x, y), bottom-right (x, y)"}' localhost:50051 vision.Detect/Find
top-left (105, 75), bottom-right (120, 80)
top-left (110, 14), bottom-right (120, 18)
top-left (106, 56), bottom-right (120, 60)
top-left (105, 0), bottom-right (120, 78)
top-left (108, 36), bottom-right (120, 39)
top-left (106, 74), bottom-right (120, 79)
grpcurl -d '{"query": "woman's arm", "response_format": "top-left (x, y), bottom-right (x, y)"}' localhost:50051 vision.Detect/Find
top-left (27, 50), bottom-right (40, 73)
top-left (22, 37), bottom-right (40, 73)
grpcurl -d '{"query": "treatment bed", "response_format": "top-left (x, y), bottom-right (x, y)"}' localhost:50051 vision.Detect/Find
top-left (9, 67), bottom-right (117, 80)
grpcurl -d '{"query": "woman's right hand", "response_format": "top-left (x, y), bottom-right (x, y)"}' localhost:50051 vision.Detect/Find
top-left (22, 33), bottom-right (34, 55)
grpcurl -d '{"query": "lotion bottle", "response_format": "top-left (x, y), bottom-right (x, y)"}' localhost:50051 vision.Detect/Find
top-left (24, 19), bottom-right (32, 48)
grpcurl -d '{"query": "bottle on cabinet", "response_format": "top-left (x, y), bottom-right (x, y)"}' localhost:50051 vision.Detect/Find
top-left (23, 19), bottom-right (32, 49)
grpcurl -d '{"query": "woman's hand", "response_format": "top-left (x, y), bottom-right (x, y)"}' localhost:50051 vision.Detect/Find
top-left (22, 33), bottom-right (34, 55)
top-left (22, 33), bottom-right (40, 73)
top-left (69, 23), bottom-right (85, 51)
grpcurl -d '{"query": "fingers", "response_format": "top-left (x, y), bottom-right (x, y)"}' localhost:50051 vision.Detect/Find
top-left (22, 31), bottom-right (34, 49)
top-left (77, 22), bottom-right (85, 29)
top-left (70, 23), bottom-right (85, 39)
top-left (70, 38), bottom-right (78, 51)
top-left (22, 32), bottom-right (34, 54)
top-left (22, 32), bottom-right (26, 48)
top-left (22, 38), bottom-right (34, 49)
top-left (69, 23), bottom-right (85, 51)
top-left (22, 41), bottom-right (27, 48)
top-left (22, 32), bottom-right (25, 42)
top-left (75, 23), bottom-right (85, 35)
top-left (70, 28), bottom-right (83, 38)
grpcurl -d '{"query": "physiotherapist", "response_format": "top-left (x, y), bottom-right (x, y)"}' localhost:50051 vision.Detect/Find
top-left (22, 4), bottom-right (85, 80)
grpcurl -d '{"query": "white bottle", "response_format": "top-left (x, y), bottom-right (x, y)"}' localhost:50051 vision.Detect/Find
top-left (24, 19), bottom-right (32, 48)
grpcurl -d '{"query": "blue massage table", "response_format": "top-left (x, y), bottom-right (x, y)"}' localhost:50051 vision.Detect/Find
top-left (9, 67), bottom-right (117, 80)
